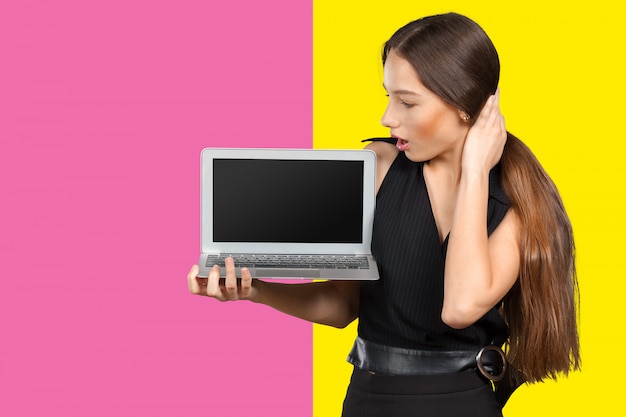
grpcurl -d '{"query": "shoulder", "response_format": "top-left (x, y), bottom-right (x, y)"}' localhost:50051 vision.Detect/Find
top-left (487, 208), bottom-right (521, 288)
top-left (363, 139), bottom-right (399, 193)
top-left (492, 208), bottom-right (520, 243)
top-left (364, 140), bottom-right (398, 158)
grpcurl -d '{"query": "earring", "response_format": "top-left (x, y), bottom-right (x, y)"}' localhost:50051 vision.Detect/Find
top-left (461, 113), bottom-right (470, 123)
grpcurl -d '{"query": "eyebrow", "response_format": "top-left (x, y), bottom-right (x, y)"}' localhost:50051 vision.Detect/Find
top-left (382, 84), bottom-right (421, 96)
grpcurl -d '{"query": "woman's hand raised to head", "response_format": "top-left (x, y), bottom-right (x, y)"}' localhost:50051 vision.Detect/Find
top-left (187, 257), bottom-right (259, 302)
top-left (461, 89), bottom-right (507, 175)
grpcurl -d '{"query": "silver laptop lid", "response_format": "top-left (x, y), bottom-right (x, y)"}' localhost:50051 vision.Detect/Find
top-left (201, 148), bottom-right (376, 255)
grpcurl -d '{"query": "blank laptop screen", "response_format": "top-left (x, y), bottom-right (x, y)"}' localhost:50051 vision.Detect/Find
top-left (213, 159), bottom-right (364, 243)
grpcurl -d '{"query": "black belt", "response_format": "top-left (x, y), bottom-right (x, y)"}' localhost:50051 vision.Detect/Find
top-left (347, 337), bottom-right (521, 407)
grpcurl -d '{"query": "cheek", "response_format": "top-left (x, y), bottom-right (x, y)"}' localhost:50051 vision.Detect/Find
top-left (413, 108), bottom-right (449, 139)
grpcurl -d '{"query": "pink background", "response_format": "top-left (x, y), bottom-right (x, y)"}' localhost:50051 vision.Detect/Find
top-left (0, 1), bottom-right (312, 416)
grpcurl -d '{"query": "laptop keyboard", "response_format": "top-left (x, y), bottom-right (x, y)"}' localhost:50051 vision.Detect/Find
top-left (206, 254), bottom-right (370, 269)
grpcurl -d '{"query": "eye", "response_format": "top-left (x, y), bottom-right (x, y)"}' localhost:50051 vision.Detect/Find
top-left (385, 93), bottom-right (415, 108)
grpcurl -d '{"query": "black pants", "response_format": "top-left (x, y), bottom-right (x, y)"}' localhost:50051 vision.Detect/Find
top-left (341, 367), bottom-right (503, 417)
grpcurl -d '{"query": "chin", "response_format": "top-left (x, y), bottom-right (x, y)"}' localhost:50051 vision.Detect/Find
top-left (403, 150), bottom-right (430, 163)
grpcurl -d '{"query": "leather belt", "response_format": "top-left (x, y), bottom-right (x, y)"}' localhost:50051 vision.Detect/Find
top-left (347, 337), bottom-right (523, 407)
top-left (347, 336), bottom-right (506, 380)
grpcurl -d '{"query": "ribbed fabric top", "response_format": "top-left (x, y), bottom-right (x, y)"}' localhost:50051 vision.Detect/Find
top-left (358, 140), bottom-right (510, 351)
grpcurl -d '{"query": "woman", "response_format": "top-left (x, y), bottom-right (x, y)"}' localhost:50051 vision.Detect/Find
top-left (187, 12), bottom-right (580, 417)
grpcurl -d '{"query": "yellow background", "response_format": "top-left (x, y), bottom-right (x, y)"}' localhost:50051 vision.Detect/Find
top-left (313, 0), bottom-right (626, 415)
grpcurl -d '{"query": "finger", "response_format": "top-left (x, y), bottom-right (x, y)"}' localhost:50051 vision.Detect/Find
top-left (206, 264), bottom-right (224, 300)
top-left (223, 256), bottom-right (239, 300)
top-left (493, 90), bottom-right (503, 119)
top-left (474, 95), bottom-right (495, 127)
top-left (495, 90), bottom-right (506, 133)
top-left (484, 95), bottom-right (502, 128)
top-left (240, 267), bottom-right (253, 299)
top-left (187, 265), bottom-right (201, 293)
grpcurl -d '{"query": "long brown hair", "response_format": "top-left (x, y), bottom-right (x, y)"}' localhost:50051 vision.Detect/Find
top-left (383, 13), bottom-right (581, 383)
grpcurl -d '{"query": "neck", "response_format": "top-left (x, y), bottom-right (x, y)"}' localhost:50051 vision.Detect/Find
top-left (425, 146), bottom-right (464, 186)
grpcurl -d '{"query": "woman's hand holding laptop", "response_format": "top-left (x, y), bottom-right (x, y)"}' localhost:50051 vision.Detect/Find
top-left (188, 257), bottom-right (257, 302)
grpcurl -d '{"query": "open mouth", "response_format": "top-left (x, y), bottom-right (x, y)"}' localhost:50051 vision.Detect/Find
top-left (396, 138), bottom-right (409, 151)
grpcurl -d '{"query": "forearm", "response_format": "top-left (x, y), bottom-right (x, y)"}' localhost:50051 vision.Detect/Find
top-left (443, 169), bottom-right (492, 327)
top-left (251, 280), bottom-right (359, 328)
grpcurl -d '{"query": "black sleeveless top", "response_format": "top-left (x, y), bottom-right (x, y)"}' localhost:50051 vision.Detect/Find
top-left (358, 140), bottom-right (510, 351)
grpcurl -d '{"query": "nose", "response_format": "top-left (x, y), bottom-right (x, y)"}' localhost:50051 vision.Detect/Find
top-left (380, 103), bottom-right (399, 128)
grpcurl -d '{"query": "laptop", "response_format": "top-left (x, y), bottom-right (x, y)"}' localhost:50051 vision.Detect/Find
top-left (197, 148), bottom-right (379, 280)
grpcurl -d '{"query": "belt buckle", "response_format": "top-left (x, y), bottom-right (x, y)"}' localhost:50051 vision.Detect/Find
top-left (476, 345), bottom-right (507, 382)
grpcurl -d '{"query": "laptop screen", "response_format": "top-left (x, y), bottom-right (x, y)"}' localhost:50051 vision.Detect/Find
top-left (212, 159), bottom-right (364, 243)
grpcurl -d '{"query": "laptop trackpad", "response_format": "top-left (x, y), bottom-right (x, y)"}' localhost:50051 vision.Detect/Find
top-left (255, 268), bottom-right (321, 278)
